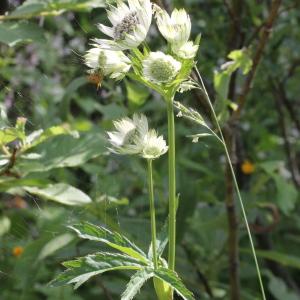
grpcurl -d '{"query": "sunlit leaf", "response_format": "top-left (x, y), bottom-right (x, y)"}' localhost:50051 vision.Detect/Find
top-left (70, 222), bottom-right (149, 263)
top-left (121, 268), bottom-right (154, 300)
top-left (25, 183), bottom-right (92, 206)
top-left (1, 0), bottom-right (106, 20)
top-left (51, 252), bottom-right (145, 289)
top-left (154, 268), bottom-right (195, 300)
top-left (37, 233), bottom-right (74, 261)
top-left (0, 21), bottom-right (45, 47)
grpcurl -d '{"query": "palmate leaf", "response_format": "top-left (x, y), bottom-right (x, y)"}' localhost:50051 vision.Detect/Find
top-left (51, 252), bottom-right (145, 289)
top-left (154, 268), bottom-right (195, 300)
top-left (121, 268), bottom-right (154, 300)
top-left (121, 267), bottom-right (195, 300)
top-left (70, 222), bottom-right (149, 263)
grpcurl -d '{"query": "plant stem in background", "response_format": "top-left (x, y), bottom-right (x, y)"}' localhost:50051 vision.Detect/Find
top-left (167, 96), bottom-right (176, 273)
top-left (195, 67), bottom-right (267, 300)
top-left (147, 159), bottom-right (158, 269)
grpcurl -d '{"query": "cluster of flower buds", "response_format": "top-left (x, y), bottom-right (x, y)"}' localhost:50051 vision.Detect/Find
top-left (107, 114), bottom-right (168, 160)
top-left (84, 0), bottom-right (199, 88)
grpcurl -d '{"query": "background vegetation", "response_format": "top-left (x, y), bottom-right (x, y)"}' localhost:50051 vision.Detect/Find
top-left (0, 0), bottom-right (299, 299)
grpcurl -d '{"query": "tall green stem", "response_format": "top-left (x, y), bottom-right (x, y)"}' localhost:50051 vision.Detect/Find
top-left (167, 96), bottom-right (176, 272)
top-left (195, 67), bottom-right (266, 300)
top-left (147, 159), bottom-right (158, 269)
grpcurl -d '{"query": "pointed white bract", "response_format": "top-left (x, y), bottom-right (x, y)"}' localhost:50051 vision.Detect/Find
top-left (95, 0), bottom-right (152, 50)
top-left (85, 46), bottom-right (131, 80)
top-left (107, 114), bottom-right (167, 159)
top-left (142, 51), bottom-right (181, 84)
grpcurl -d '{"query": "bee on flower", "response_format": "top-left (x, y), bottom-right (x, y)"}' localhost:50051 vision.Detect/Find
top-left (84, 46), bottom-right (131, 80)
top-left (107, 114), bottom-right (168, 160)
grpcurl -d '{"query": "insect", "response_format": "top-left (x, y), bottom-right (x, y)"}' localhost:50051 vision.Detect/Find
top-left (87, 71), bottom-right (103, 91)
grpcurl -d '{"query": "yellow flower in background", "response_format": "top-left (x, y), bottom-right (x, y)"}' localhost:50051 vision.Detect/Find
top-left (241, 160), bottom-right (255, 174)
top-left (12, 246), bottom-right (24, 257)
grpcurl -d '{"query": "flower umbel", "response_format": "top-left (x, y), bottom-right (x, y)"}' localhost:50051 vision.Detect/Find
top-left (107, 114), bottom-right (167, 159)
top-left (84, 46), bottom-right (131, 80)
top-left (141, 129), bottom-right (168, 160)
top-left (173, 41), bottom-right (199, 59)
top-left (107, 114), bottom-right (147, 154)
top-left (142, 51), bottom-right (181, 84)
top-left (154, 5), bottom-right (190, 47)
top-left (95, 0), bottom-right (152, 50)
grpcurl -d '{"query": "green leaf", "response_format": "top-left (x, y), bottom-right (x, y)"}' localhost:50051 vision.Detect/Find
top-left (125, 80), bottom-right (149, 107)
top-left (241, 249), bottom-right (300, 270)
top-left (17, 130), bottom-right (107, 174)
top-left (0, 177), bottom-right (49, 191)
top-left (267, 273), bottom-right (299, 300)
top-left (0, 216), bottom-right (11, 237)
top-left (51, 252), bottom-right (144, 289)
top-left (1, 0), bottom-right (106, 20)
top-left (274, 176), bottom-right (298, 215)
top-left (70, 222), bottom-right (148, 263)
top-left (0, 127), bottom-right (24, 146)
top-left (0, 21), bottom-right (45, 47)
top-left (228, 48), bottom-right (253, 75)
top-left (24, 183), bottom-right (92, 206)
top-left (37, 233), bottom-right (74, 261)
top-left (260, 161), bottom-right (298, 215)
top-left (213, 70), bottom-right (230, 101)
top-left (23, 125), bottom-right (79, 151)
top-left (154, 268), bottom-right (195, 300)
top-left (121, 268), bottom-right (154, 300)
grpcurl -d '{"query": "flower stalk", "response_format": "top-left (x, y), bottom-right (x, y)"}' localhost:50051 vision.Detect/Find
top-left (194, 66), bottom-right (266, 300)
top-left (166, 95), bottom-right (176, 273)
top-left (147, 159), bottom-right (158, 269)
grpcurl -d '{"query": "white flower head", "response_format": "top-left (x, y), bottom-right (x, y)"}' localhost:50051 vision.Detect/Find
top-left (107, 114), bottom-right (148, 155)
top-left (141, 129), bottom-right (168, 160)
top-left (84, 46), bottom-right (131, 80)
top-left (107, 114), bottom-right (168, 160)
top-left (95, 0), bottom-right (152, 50)
top-left (172, 40), bottom-right (199, 59)
top-left (142, 51), bottom-right (181, 84)
top-left (154, 5), bottom-right (191, 48)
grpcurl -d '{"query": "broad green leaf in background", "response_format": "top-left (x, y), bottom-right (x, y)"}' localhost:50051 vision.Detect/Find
top-left (18, 130), bottom-right (107, 174)
top-left (0, 127), bottom-right (25, 146)
top-left (125, 80), bottom-right (149, 107)
top-left (37, 233), bottom-right (74, 261)
top-left (24, 183), bottom-right (92, 206)
top-left (0, 177), bottom-right (49, 191)
top-left (241, 249), bottom-right (300, 270)
top-left (0, 21), bottom-right (45, 47)
top-left (260, 161), bottom-right (298, 215)
top-left (70, 222), bottom-right (148, 263)
top-left (0, 216), bottom-right (11, 236)
top-left (23, 125), bottom-right (79, 151)
top-left (267, 273), bottom-right (299, 300)
top-left (51, 252), bottom-right (145, 289)
top-left (0, 0), bottom-right (106, 20)
top-left (121, 268), bottom-right (154, 300)
top-left (213, 48), bottom-right (253, 121)
top-left (227, 48), bottom-right (253, 75)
